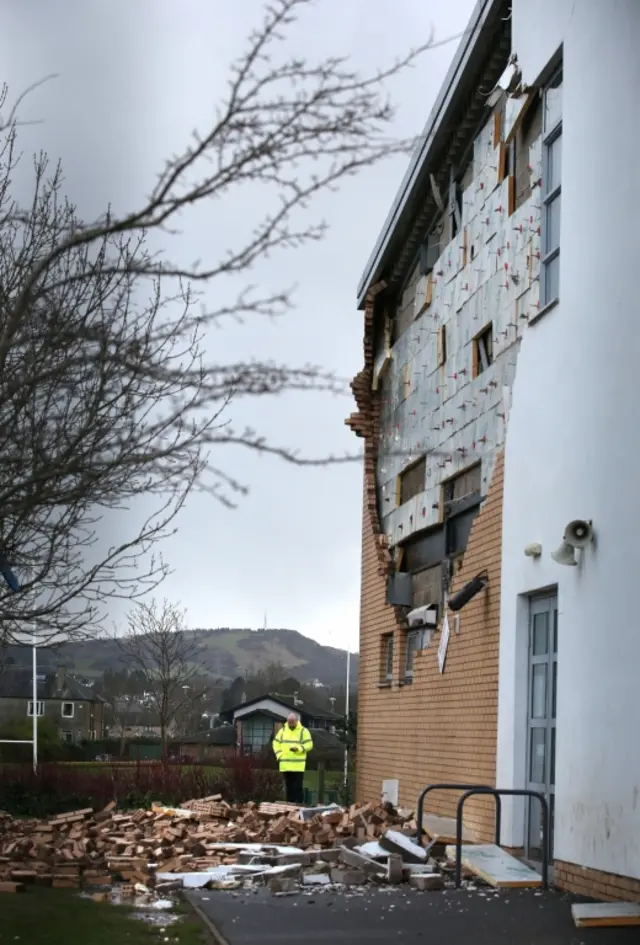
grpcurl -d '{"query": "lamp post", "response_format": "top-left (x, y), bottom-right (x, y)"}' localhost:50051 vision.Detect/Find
top-left (0, 559), bottom-right (37, 772)
top-left (31, 632), bottom-right (37, 773)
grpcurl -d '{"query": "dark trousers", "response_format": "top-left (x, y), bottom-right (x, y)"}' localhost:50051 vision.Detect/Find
top-left (283, 770), bottom-right (304, 805)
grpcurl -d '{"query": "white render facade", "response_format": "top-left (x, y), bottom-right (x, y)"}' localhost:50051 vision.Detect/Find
top-left (355, 0), bottom-right (640, 900)
top-left (497, 0), bottom-right (640, 886)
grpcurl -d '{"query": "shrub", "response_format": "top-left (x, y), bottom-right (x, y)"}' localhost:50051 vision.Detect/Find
top-left (0, 755), bottom-right (282, 817)
top-left (0, 718), bottom-right (67, 763)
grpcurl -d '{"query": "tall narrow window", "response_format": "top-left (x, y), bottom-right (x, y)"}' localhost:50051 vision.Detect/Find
top-left (541, 68), bottom-right (562, 307)
top-left (472, 324), bottom-right (493, 378)
top-left (404, 630), bottom-right (423, 682)
top-left (381, 634), bottom-right (394, 684)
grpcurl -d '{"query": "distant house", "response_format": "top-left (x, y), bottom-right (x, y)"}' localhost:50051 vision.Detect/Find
top-left (172, 725), bottom-right (237, 763)
top-left (220, 694), bottom-right (343, 757)
top-left (0, 665), bottom-right (105, 742)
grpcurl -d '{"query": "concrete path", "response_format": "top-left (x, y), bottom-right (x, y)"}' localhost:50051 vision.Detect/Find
top-left (188, 885), bottom-right (638, 945)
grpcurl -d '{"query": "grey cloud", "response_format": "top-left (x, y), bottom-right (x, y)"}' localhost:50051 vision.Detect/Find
top-left (0, 0), bottom-right (476, 650)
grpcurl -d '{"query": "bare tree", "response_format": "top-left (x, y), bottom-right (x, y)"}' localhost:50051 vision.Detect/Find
top-left (99, 668), bottom-right (146, 758)
top-left (116, 599), bottom-right (208, 762)
top-left (0, 0), bottom-right (455, 643)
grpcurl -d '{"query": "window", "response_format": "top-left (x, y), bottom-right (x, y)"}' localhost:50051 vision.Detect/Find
top-left (437, 325), bottom-right (447, 367)
top-left (515, 95), bottom-right (542, 209)
top-left (541, 68), bottom-right (562, 306)
top-left (404, 630), bottom-right (423, 682)
top-left (446, 511), bottom-right (478, 557)
top-left (27, 701), bottom-right (44, 717)
top-left (62, 730), bottom-right (73, 743)
top-left (242, 718), bottom-right (275, 754)
top-left (418, 217), bottom-right (445, 276)
top-left (381, 634), bottom-right (394, 683)
top-left (412, 563), bottom-right (443, 608)
top-left (400, 527), bottom-right (446, 610)
top-left (397, 456), bottom-right (426, 506)
top-left (472, 324), bottom-right (493, 378)
top-left (443, 465), bottom-right (482, 559)
top-left (444, 464), bottom-right (481, 504)
top-left (61, 702), bottom-right (74, 719)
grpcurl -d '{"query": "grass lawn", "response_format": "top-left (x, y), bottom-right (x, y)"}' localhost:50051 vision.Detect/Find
top-left (303, 769), bottom-right (344, 791)
top-left (0, 889), bottom-right (205, 945)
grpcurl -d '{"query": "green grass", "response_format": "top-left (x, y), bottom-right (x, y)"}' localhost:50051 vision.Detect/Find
top-left (0, 889), bottom-right (205, 945)
top-left (302, 769), bottom-right (343, 792)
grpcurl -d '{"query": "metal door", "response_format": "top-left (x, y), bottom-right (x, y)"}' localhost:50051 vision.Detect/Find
top-left (525, 594), bottom-right (557, 861)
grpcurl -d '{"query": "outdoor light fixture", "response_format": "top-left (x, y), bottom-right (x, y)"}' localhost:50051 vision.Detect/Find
top-left (447, 572), bottom-right (488, 612)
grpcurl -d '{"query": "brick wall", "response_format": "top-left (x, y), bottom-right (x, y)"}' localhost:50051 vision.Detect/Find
top-left (554, 860), bottom-right (640, 903)
top-left (355, 454), bottom-right (504, 842)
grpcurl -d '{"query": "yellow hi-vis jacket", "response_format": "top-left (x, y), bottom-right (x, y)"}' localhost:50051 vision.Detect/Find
top-left (272, 722), bottom-right (313, 772)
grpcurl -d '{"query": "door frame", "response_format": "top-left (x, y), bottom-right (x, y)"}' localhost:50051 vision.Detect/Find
top-left (524, 592), bottom-right (557, 861)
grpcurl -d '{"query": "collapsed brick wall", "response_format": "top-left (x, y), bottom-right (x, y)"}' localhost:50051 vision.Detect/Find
top-left (356, 454), bottom-right (503, 840)
top-left (347, 290), bottom-right (503, 841)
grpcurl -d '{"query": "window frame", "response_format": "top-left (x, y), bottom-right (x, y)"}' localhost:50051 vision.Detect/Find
top-left (411, 561), bottom-right (443, 609)
top-left (396, 455), bottom-right (427, 507)
top-left (541, 67), bottom-right (563, 308)
top-left (404, 629), bottom-right (423, 682)
top-left (382, 633), bottom-right (394, 684)
top-left (61, 701), bottom-right (75, 719)
top-left (442, 464), bottom-right (482, 561)
top-left (27, 701), bottom-right (44, 717)
top-left (472, 323), bottom-right (493, 378)
top-left (242, 717), bottom-right (275, 754)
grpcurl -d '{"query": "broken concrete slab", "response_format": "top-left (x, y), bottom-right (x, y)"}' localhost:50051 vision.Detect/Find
top-left (406, 862), bottom-right (438, 875)
top-left (409, 873), bottom-right (445, 891)
top-left (316, 849), bottom-right (341, 863)
top-left (268, 876), bottom-right (299, 895)
top-left (330, 868), bottom-right (367, 886)
top-left (387, 854), bottom-right (403, 885)
top-left (445, 844), bottom-right (542, 889)
top-left (355, 841), bottom-right (388, 860)
top-left (337, 836), bottom-right (361, 851)
top-left (259, 864), bottom-right (302, 880)
top-left (339, 846), bottom-right (386, 875)
top-left (274, 853), bottom-right (312, 866)
top-left (302, 874), bottom-right (331, 886)
top-left (379, 830), bottom-right (427, 864)
top-left (571, 902), bottom-right (640, 928)
top-left (421, 813), bottom-right (475, 846)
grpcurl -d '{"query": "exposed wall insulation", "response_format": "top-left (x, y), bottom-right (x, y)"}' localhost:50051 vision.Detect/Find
top-left (376, 95), bottom-right (542, 547)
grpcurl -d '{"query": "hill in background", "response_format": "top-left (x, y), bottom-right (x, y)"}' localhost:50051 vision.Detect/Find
top-left (2, 628), bottom-right (358, 688)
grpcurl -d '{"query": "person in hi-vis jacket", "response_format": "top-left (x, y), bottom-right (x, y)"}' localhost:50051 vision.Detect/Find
top-left (272, 712), bottom-right (313, 805)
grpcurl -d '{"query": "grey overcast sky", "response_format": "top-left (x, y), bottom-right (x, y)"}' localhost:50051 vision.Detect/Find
top-left (0, 0), bottom-right (475, 653)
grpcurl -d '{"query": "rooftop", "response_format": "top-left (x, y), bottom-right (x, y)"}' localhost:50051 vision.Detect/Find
top-left (0, 666), bottom-right (102, 702)
top-left (221, 693), bottom-right (341, 723)
top-left (357, 0), bottom-right (510, 307)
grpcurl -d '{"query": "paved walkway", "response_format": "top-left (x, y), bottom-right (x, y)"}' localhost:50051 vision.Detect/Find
top-left (188, 885), bottom-right (638, 945)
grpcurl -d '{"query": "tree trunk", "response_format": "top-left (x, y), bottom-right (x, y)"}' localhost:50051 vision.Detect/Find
top-left (161, 721), bottom-right (168, 768)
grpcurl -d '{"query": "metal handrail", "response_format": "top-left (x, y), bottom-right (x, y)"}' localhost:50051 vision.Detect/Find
top-left (415, 783), bottom-right (502, 847)
top-left (455, 787), bottom-right (550, 889)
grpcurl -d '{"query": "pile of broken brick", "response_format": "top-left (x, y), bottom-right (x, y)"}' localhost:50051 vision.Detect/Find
top-left (0, 796), bottom-right (466, 897)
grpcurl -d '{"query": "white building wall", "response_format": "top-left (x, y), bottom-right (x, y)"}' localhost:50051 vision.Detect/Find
top-left (499, 0), bottom-right (640, 880)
